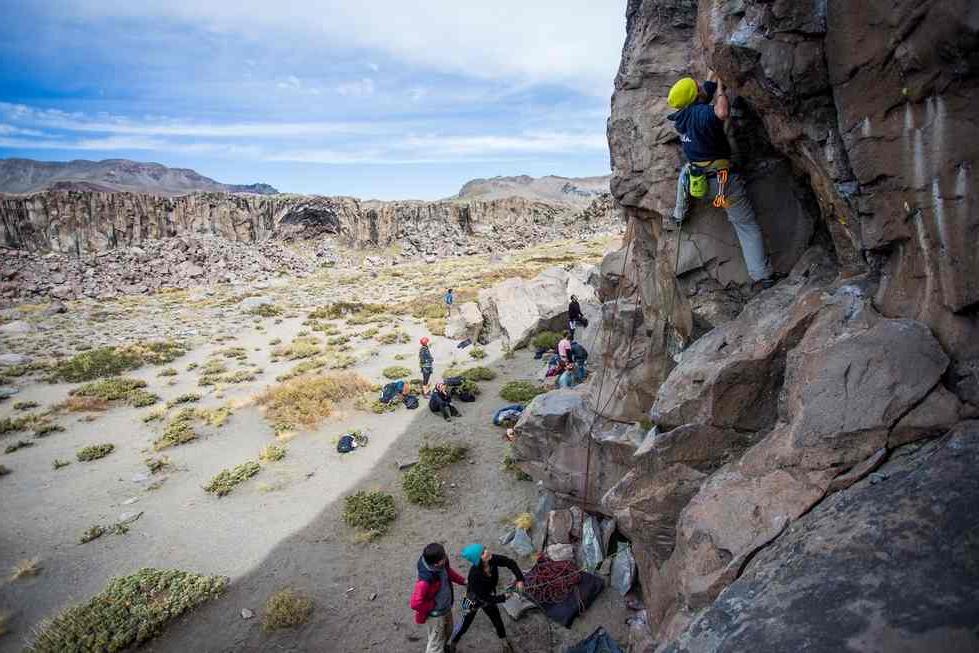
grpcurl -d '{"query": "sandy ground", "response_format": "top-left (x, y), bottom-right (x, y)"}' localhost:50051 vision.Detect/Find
top-left (0, 240), bottom-right (630, 653)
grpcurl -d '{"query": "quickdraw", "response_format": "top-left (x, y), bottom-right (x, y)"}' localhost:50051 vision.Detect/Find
top-left (712, 168), bottom-right (730, 208)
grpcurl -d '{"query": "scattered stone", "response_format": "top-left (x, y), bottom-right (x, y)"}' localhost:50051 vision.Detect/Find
top-left (0, 320), bottom-right (32, 334)
top-left (0, 353), bottom-right (30, 366)
top-left (240, 608), bottom-right (254, 619)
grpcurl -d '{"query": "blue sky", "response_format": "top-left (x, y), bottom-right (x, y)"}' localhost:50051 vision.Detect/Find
top-left (0, 1), bottom-right (626, 199)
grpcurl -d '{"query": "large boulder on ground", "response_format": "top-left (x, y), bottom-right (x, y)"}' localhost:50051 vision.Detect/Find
top-left (665, 422), bottom-right (979, 653)
top-left (477, 265), bottom-right (598, 348)
top-left (444, 301), bottom-right (482, 340)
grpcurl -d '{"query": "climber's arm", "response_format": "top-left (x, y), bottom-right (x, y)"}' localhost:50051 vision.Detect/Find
top-left (713, 78), bottom-right (729, 121)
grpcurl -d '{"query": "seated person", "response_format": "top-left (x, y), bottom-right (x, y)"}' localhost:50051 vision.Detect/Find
top-left (428, 382), bottom-right (461, 421)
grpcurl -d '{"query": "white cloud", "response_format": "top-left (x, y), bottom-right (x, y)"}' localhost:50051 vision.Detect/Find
top-left (335, 78), bottom-right (375, 98)
top-left (61, 0), bottom-right (626, 94)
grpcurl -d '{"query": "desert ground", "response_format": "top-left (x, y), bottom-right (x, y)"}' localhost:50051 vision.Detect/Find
top-left (0, 236), bottom-right (628, 652)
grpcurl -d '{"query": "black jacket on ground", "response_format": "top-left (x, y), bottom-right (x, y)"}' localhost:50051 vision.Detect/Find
top-left (466, 554), bottom-right (525, 605)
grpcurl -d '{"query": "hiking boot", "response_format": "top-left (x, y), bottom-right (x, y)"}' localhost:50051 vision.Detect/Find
top-left (752, 276), bottom-right (778, 292)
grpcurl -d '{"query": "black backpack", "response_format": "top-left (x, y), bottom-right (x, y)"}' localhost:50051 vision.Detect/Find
top-left (403, 395), bottom-right (419, 409)
top-left (444, 376), bottom-right (464, 387)
top-left (457, 392), bottom-right (476, 402)
top-left (571, 342), bottom-right (589, 361)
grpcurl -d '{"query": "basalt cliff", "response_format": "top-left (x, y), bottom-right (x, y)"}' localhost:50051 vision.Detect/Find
top-left (0, 182), bottom-right (617, 302)
top-left (515, 1), bottom-right (978, 651)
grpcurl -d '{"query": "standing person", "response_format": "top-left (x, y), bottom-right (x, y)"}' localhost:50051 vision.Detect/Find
top-left (444, 288), bottom-right (455, 317)
top-left (410, 542), bottom-right (467, 653)
top-left (568, 295), bottom-right (584, 340)
top-left (448, 543), bottom-right (525, 653)
top-left (667, 71), bottom-right (775, 289)
top-left (557, 331), bottom-right (572, 364)
top-left (429, 382), bottom-right (461, 421)
top-left (570, 340), bottom-right (589, 383)
top-left (419, 337), bottom-right (434, 397)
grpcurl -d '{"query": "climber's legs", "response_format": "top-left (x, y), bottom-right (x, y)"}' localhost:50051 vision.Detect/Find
top-left (673, 165), bottom-right (690, 223)
top-left (714, 172), bottom-right (773, 282)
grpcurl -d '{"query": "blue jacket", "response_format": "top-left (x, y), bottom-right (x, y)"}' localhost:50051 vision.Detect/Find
top-left (669, 100), bottom-right (730, 162)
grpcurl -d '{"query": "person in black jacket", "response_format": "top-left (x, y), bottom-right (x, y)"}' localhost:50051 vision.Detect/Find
top-left (428, 382), bottom-right (460, 421)
top-left (448, 543), bottom-right (525, 653)
top-left (568, 295), bottom-right (584, 340)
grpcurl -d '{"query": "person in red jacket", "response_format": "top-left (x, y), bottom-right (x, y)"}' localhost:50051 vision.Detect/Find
top-left (410, 542), bottom-right (466, 653)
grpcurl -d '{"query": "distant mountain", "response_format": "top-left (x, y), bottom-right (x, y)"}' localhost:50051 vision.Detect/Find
top-left (452, 174), bottom-right (610, 206)
top-left (0, 158), bottom-right (278, 196)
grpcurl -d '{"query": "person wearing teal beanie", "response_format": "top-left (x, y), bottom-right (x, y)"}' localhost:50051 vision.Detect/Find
top-left (448, 544), bottom-right (525, 653)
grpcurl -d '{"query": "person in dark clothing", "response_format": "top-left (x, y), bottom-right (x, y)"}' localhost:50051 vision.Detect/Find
top-left (448, 543), bottom-right (525, 653)
top-left (419, 337), bottom-right (434, 397)
top-left (429, 382), bottom-right (461, 421)
top-left (568, 295), bottom-right (584, 339)
top-left (570, 340), bottom-right (589, 383)
top-left (667, 71), bottom-right (774, 288)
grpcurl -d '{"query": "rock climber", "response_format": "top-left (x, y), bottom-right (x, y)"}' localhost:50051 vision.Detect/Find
top-left (410, 542), bottom-right (467, 653)
top-left (570, 339), bottom-right (589, 383)
top-left (667, 71), bottom-right (775, 289)
top-left (419, 336), bottom-right (434, 397)
top-left (557, 331), bottom-right (572, 364)
top-left (447, 543), bottom-right (525, 653)
top-left (557, 360), bottom-right (577, 389)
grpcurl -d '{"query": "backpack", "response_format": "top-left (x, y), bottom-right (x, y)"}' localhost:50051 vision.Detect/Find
top-left (403, 395), bottom-right (419, 409)
top-left (337, 435), bottom-right (357, 453)
top-left (380, 380), bottom-right (405, 404)
top-left (571, 342), bottom-right (588, 362)
top-left (444, 376), bottom-right (464, 387)
top-left (457, 392), bottom-right (476, 403)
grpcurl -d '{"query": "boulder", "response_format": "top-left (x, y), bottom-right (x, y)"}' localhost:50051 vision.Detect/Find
top-left (0, 353), bottom-right (30, 366)
top-left (238, 295), bottom-right (273, 311)
top-left (666, 423), bottom-right (979, 653)
top-left (444, 301), bottom-right (482, 340)
top-left (478, 266), bottom-right (598, 348)
top-left (0, 320), bottom-right (33, 334)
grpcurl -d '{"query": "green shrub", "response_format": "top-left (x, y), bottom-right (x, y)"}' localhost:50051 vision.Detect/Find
top-left (503, 445), bottom-right (533, 481)
top-left (13, 400), bottom-right (39, 410)
top-left (327, 335), bottom-right (350, 346)
top-left (77, 443), bottom-right (114, 462)
top-left (377, 330), bottom-right (410, 345)
top-left (53, 459), bottom-right (71, 470)
top-left (166, 393), bottom-right (201, 408)
top-left (204, 461), bottom-right (261, 496)
top-left (419, 443), bottom-right (469, 468)
top-left (531, 331), bottom-right (562, 351)
top-left (0, 415), bottom-right (41, 436)
top-left (382, 366), bottom-right (411, 380)
top-left (49, 341), bottom-right (186, 382)
top-left (425, 318), bottom-right (446, 336)
top-left (402, 464), bottom-right (444, 506)
top-left (458, 379), bottom-right (480, 396)
top-left (309, 302), bottom-right (385, 320)
top-left (256, 373), bottom-right (374, 432)
top-left (500, 380), bottom-right (547, 403)
top-left (342, 490), bottom-right (397, 538)
top-left (33, 423), bottom-right (65, 437)
top-left (354, 393), bottom-right (400, 414)
top-left (263, 589), bottom-right (314, 631)
top-left (157, 368), bottom-right (178, 377)
top-left (25, 568), bottom-right (227, 652)
top-left (468, 347), bottom-right (487, 360)
top-left (72, 377), bottom-right (160, 407)
top-left (145, 456), bottom-right (170, 474)
top-left (5, 440), bottom-right (34, 454)
top-left (153, 408), bottom-right (198, 450)
top-left (446, 366), bottom-right (497, 381)
top-left (259, 444), bottom-right (286, 462)
top-left (249, 303), bottom-right (283, 317)
top-left (78, 524), bottom-right (105, 544)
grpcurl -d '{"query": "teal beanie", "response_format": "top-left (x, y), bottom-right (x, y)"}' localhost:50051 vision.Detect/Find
top-left (461, 543), bottom-right (485, 566)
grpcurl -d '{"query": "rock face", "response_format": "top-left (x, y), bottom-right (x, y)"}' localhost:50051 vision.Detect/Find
top-left (513, 1), bottom-right (979, 651)
top-left (666, 423), bottom-right (979, 653)
top-left (444, 302), bottom-right (483, 341)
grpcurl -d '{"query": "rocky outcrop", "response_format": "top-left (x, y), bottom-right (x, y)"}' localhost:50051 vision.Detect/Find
top-left (514, 1), bottom-right (979, 651)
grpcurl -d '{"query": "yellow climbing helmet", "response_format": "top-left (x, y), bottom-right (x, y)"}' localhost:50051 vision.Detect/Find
top-left (668, 77), bottom-right (698, 110)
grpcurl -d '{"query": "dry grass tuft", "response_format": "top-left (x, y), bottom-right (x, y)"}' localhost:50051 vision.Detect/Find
top-left (259, 444), bottom-right (286, 462)
top-left (257, 372), bottom-right (373, 432)
top-left (263, 588), bottom-right (314, 631)
top-left (10, 558), bottom-right (41, 581)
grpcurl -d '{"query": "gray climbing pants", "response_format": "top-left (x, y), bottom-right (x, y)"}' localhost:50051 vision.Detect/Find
top-left (673, 166), bottom-right (773, 282)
